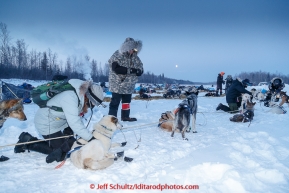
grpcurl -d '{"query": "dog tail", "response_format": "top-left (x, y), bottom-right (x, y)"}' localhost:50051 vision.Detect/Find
top-left (83, 158), bottom-right (114, 170)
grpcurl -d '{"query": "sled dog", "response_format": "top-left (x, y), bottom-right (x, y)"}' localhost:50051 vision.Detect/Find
top-left (241, 93), bottom-right (252, 113)
top-left (267, 91), bottom-right (288, 114)
top-left (278, 91), bottom-right (289, 107)
top-left (158, 111), bottom-right (175, 132)
top-left (0, 99), bottom-right (27, 129)
top-left (70, 115), bottom-right (125, 170)
top-left (250, 88), bottom-right (265, 101)
top-left (230, 101), bottom-right (256, 122)
top-left (171, 89), bottom-right (198, 140)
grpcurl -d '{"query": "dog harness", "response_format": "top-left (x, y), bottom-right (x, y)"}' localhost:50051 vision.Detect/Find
top-left (177, 102), bottom-right (193, 114)
top-left (93, 124), bottom-right (114, 139)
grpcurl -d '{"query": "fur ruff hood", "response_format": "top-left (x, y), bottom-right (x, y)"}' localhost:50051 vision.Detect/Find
top-left (119, 37), bottom-right (142, 54)
top-left (68, 79), bottom-right (91, 98)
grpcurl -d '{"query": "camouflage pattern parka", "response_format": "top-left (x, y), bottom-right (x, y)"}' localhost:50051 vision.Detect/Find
top-left (108, 38), bottom-right (143, 94)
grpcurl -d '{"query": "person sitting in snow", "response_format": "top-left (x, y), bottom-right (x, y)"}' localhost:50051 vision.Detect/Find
top-left (14, 79), bottom-right (105, 163)
top-left (263, 77), bottom-right (285, 107)
top-left (216, 78), bottom-right (252, 113)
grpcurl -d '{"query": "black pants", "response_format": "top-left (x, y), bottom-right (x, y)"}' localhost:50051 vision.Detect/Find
top-left (108, 93), bottom-right (132, 117)
top-left (42, 128), bottom-right (75, 153)
top-left (216, 85), bottom-right (222, 95)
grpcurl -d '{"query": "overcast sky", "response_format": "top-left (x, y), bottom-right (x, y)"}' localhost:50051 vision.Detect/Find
top-left (1, 0), bottom-right (288, 82)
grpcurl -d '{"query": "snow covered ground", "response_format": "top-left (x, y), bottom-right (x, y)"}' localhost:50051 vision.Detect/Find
top-left (1, 79), bottom-right (289, 193)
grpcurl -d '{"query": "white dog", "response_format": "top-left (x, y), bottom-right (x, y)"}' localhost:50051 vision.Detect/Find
top-left (70, 115), bottom-right (126, 170)
top-left (251, 88), bottom-right (265, 101)
top-left (241, 93), bottom-right (252, 113)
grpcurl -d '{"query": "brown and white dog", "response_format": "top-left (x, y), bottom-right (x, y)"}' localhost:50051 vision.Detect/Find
top-left (268, 91), bottom-right (288, 114)
top-left (70, 115), bottom-right (127, 170)
top-left (158, 111), bottom-right (175, 132)
top-left (278, 91), bottom-right (289, 107)
top-left (0, 99), bottom-right (27, 129)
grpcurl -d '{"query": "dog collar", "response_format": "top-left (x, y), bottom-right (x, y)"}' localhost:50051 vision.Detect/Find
top-left (94, 129), bottom-right (111, 139)
top-left (100, 124), bottom-right (113, 132)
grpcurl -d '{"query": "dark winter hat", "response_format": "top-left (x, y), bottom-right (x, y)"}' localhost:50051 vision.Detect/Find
top-left (242, 79), bottom-right (252, 86)
top-left (86, 84), bottom-right (106, 108)
top-left (119, 37), bottom-right (142, 54)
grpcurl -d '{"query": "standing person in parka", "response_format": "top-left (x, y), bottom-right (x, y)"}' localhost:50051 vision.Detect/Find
top-left (224, 75), bottom-right (233, 94)
top-left (216, 78), bottom-right (252, 113)
top-left (216, 72), bottom-right (225, 96)
top-left (108, 37), bottom-right (144, 122)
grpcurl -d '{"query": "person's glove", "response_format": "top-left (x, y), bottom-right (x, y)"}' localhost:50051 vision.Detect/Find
top-left (130, 68), bottom-right (142, 76)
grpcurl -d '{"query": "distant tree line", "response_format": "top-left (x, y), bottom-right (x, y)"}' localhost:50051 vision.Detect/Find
top-left (234, 71), bottom-right (289, 85)
top-left (1, 22), bottom-right (288, 85)
top-left (0, 22), bottom-right (193, 85)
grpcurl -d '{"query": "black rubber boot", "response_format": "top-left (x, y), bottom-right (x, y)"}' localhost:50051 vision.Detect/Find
top-left (14, 132), bottom-right (38, 153)
top-left (220, 104), bottom-right (232, 112)
top-left (216, 103), bottom-right (231, 112)
top-left (14, 132), bottom-right (53, 154)
top-left (216, 103), bottom-right (223, 111)
top-left (121, 109), bottom-right (137, 122)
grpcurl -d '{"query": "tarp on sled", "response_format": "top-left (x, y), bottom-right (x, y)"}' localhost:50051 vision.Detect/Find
top-left (0, 80), bottom-right (33, 103)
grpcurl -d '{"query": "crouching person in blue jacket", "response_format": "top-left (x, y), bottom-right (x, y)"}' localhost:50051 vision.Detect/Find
top-left (216, 78), bottom-right (252, 113)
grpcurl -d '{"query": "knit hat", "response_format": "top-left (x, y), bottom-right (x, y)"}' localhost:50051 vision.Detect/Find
top-left (86, 84), bottom-right (105, 107)
top-left (220, 72), bottom-right (225, 76)
top-left (242, 79), bottom-right (252, 86)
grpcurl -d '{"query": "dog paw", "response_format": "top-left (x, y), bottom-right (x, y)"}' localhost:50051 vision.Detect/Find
top-left (116, 151), bottom-right (124, 158)
top-left (192, 131), bottom-right (197, 133)
top-left (183, 138), bottom-right (188, 141)
top-left (124, 156), bottom-right (133, 162)
top-left (121, 142), bottom-right (127, 147)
